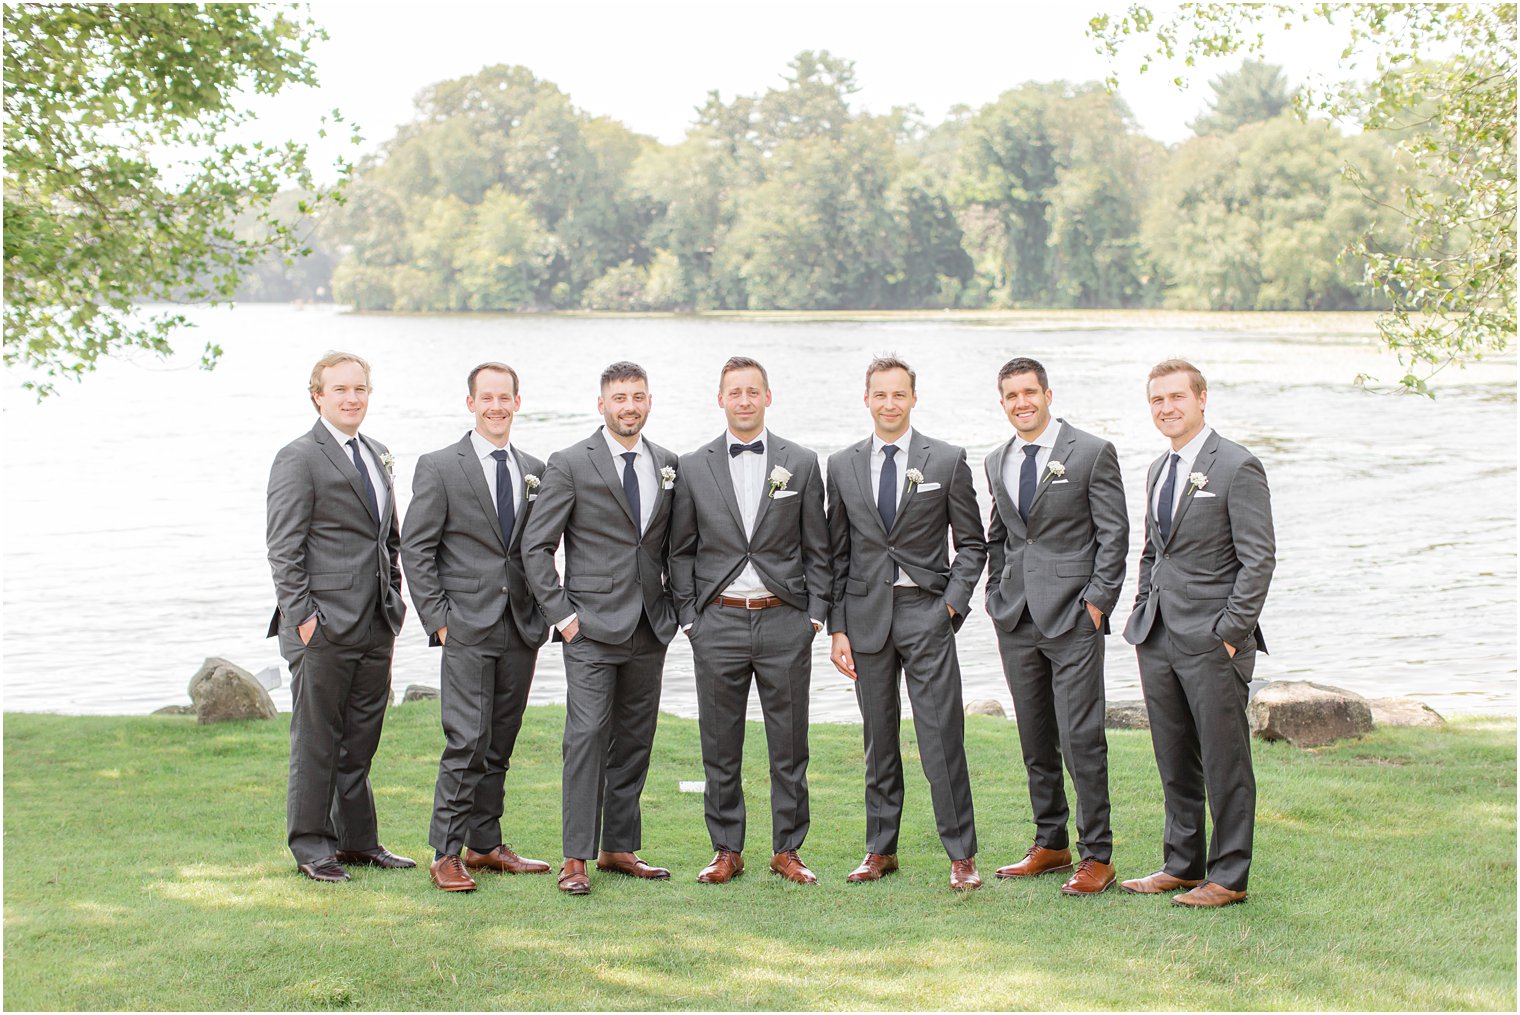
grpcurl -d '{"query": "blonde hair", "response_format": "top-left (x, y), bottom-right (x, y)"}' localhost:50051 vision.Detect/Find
top-left (308, 351), bottom-right (372, 410)
top-left (1147, 358), bottom-right (1206, 396)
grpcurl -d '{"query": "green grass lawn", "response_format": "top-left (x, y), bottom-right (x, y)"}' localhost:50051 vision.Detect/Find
top-left (3, 704), bottom-right (1514, 1011)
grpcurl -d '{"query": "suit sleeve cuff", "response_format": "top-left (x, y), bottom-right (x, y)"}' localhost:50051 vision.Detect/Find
top-left (554, 611), bottom-right (578, 633)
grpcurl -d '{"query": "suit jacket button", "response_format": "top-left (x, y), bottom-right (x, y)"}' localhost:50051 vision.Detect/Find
top-left (1027, 538), bottom-right (1035, 545)
top-left (501, 586), bottom-right (510, 594)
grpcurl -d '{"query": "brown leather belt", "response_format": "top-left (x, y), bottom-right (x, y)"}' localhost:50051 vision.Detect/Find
top-left (711, 594), bottom-right (785, 610)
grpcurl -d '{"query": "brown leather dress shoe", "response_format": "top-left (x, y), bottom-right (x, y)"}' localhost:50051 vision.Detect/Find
top-left (1060, 857), bottom-right (1116, 896)
top-left (1119, 870), bottom-right (1205, 894)
top-left (558, 858), bottom-right (591, 895)
top-left (769, 849), bottom-right (818, 885)
top-left (697, 849), bottom-right (744, 884)
top-left (995, 844), bottom-right (1073, 879)
top-left (297, 856), bottom-right (350, 882)
top-left (463, 844), bottom-right (551, 874)
top-left (846, 852), bottom-right (898, 883)
top-left (596, 850), bottom-right (671, 879)
top-left (1172, 881), bottom-right (1248, 908)
top-left (950, 856), bottom-right (982, 891)
top-left (336, 847), bottom-right (417, 869)
top-left (429, 854), bottom-right (478, 892)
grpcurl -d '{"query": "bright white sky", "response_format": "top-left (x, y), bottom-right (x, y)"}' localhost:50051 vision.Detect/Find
top-left (249, 0), bottom-right (1360, 179)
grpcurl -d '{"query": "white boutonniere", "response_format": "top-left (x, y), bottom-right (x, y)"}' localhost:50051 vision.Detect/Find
top-left (661, 465), bottom-right (677, 490)
top-left (1188, 472), bottom-right (1209, 494)
top-left (904, 468), bottom-right (924, 489)
top-left (1045, 460), bottom-right (1066, 479)
top-left (379, 451), bottom-right (395, 477)
top-left (525, 474), bottom-right (540, 501)
top-left (767, 465), bottom-right (792, 498)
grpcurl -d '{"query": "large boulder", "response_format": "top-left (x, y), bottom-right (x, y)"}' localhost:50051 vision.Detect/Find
top-left (1368, 697), bottom-right (1445, 728)
top-left (402, 684), bottom-right (440, 703)
top-left (964, 698), bottom-right (1006, 718)
top-left (188, 657), bottom-right (277, 724)
top-left (152, 704), bottom-right (196, 716)
top-left (1247, 681), bottom-right (1372, 748)
top-left (1105, 700), bottom-right (1150, 730)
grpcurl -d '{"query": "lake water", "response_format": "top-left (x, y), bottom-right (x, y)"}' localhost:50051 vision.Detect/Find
top-left (3, 305), bottom-right (1515, 719)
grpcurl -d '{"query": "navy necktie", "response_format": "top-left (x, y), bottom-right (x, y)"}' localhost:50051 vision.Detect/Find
top-left (491, 449), bottom-right (515, 548)
top-left (347, 438), bottom-right (380, 522)
top-left (730, 440), bottom-right (764, 457)
top-left (877, 445), bottom-right (898, 532)
top-left (1158, 453), bottom-right (1181, 541)
top-left (1018, 444), bottom-right (1040, 523)
top-left (621, 451), bottom-right (642, 534)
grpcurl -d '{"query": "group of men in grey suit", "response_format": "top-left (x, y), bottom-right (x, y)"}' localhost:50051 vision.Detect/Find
top-left (266, 349), bottom-right (1274, 908)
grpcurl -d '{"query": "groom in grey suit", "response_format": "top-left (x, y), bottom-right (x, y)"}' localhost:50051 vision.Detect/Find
top-left (402, 362), bottom-right (553, 892)
top-left (669, 356), bottom-right (832, 886)
top-left (827, 355), bottom-right (988, 891)
top-left (985, 357), bottom-right (1128, 895)
top-left (522, 361), bottom-right (680, 895)
top-left (1121, 359), bottom-right (1275, 908)
top-left (267, 351), bottom-right (413, 882)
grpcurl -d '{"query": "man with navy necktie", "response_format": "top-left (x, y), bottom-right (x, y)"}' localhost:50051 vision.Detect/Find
top-left (1121, 359), bottom-right (1276, 908)
top-left (825, 355), bottom-right (987, 891)
top-left (402, 363), bottom-right (552, 892)
top-left (521, 361), bottom-right (680, 895)
top-left (266, 352), bottom-right (413, 882)
top-left (983, 357), bottom-right (1127, 895)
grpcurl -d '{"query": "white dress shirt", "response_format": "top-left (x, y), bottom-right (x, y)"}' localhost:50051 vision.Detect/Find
top-left (871, 427), bottom-right (918, 589)
top-left (723, 428), bottom-right (772, 599)
top-left (470, 429), bottom-right (521, 516)
top-left (1153, 425), bottom-right (1214, 519)
top-left (320, 415), bottom-right (387, 521)
top-left (602, 426), bottom-right (657, 534)
top-left (1003, 419), bottom-right (1063, 517)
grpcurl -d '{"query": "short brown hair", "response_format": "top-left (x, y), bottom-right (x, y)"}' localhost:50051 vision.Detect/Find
top-left (1147, 358), bottom-right (1207, 395)
top-left (308, 351), bottom-right (371, 411)
top-left (865, 354), bottom-right (916, 392)
top-left (468, 361), bottom-right (520, 397)
top-left (719, 356), bottom-right (769, 391)
top-left (997, 356), bottom-right (1049, 393)
top-left (600, 360), bottom-right (648, 388)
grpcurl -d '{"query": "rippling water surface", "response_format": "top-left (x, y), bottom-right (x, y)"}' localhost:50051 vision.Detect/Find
top-left (3, 306), bottom-right (1514, 718)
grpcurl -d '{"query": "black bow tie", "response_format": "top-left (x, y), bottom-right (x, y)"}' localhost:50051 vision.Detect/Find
top-left (729, 440), bottom-right (764, 458)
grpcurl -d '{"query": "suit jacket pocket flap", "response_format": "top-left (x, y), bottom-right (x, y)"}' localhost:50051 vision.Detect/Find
top-left (845, 577), bottom-right (869, 597)
top-left (568, 574), bottom-right (615, 594)
top-left (1187, 581), bottom-right (1234, 599)
top-left (1055, 559), bottom-right (1095, 578)
top-left (307, 572), bottom-right (353, 591)
top-left (441, 574), bottom-right (480, 592)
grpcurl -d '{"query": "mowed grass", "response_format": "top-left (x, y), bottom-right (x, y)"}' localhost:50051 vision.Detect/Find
top-left (3, 705), bottom-right (1514, 1011)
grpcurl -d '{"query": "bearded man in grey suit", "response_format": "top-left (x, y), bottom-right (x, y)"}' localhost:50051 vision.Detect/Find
top-left (267, 351), bottom-right (414, 882)
top-left (826, 355), bottom-right (988, 892)
top-left (522, 361), bottom-right (680, 895)
top-left (1121, 359), bottom-right (1275, 908)
top-left (669, 356), bottom-right (831, 886)
top-left (984, 357), bottom-right (1128, 895)
top-left (402, 362), bottom-right (553, 893)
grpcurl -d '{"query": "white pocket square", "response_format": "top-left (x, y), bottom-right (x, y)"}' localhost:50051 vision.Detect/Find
top-left (916, 482), bottom-right (942, 492)
top-left (772, 490), bottom-right (799, 499)
top-left (1050, 479), bottom-right (1070, 485)
top-left (1194, 490), bottom-right (1217, 499)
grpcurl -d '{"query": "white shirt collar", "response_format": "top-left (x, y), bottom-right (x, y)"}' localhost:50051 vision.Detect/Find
top-left (726, 427), bottom-right (768, 449)
top-left (319, 415), bottom-right (363, 448)
top-left (470, 430), bottom-right (513, 461)
top-left (873, 426), bottom-right (914, 455)
top-left (1169, 425), bottom-right (1214, 469)
top-left (1013, 418), bottom-right (1062, 452)
top-left (602, 425), bottom-right (646, 461)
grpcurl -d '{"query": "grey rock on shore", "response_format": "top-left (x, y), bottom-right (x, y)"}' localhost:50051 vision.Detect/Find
top-left (188, 657), bottom-right (278, 724)
top-left (1104, 700), bottom-right (1150, 730)
top-left (1368, 697), bottom-right (1445, 728)
top-left (1248, 680), bottom-right (1373, 748)
top-left (964, 698), bottom-right (1006, 718)
top-left (402, 684), bottom-right (440, 703)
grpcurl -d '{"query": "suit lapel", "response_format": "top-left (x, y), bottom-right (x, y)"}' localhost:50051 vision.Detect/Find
top-left (1144, 452), bottom-right (1166, 543)
top-left (888, 433), bottom-right (930, 536)
top-left (456, 434), bottom-right (506, 552)
top-left (751, 435), bottom-right (782, 536)
top-left (589, 429), bottom-right (638, 530)
top-left (705, 435), bottom-right (746, 535)
top-left (509, 447), bottom-right (538, 551)
top-left (645, 442), bottom-right (669, 539)
top-left (988, 436), bottom-right (1026, 535)
top-left (314, 422), bottom-right (380, 527)
top-left (1166, 431), bottom-right (1219, 542)
top-left (1025, 423), bottom-right (1076, 519)
top-left (850, 438), bottom-right (886, 534)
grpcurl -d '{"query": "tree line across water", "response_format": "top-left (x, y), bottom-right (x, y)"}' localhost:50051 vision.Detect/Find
top-left (245, 53), bottom-right (1406, 315)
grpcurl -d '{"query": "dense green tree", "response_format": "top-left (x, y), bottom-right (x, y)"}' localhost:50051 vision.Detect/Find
top-left (1189, 61), bottom-right (1294, 136)
top-left (3, 3), bottom-right (345, 395)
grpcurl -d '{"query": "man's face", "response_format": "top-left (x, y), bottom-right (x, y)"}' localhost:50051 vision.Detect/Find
top-left (718, 367), bottom-right (770, 439)
top-left (865, 367), bottom-right (916, 439)
top-left (599, 377), bottom-right (651, 438)
top-left (999, 371), bottom-right (1053, 438)
top-left (468, 368), bottom-right (519, 445)
top-left (1147, 371), bottom-right (1207, 446)
top-left (313, 360), bottom-right (370, 436)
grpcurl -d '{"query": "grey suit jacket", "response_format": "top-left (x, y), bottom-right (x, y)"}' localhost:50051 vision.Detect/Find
top-left (401, 432), bottom-right (550, 649)
top-left (1123, 430), bottom-right (1275, 655)
top-left (668, 430), bottom-right (831, 629)
top-left (266, 419), bottom-right (406, 643)
top-left (521, 427), bottom-right (679, 645)
top-left (985, 421), bottom-right (1128, 637)
top-left (825, 430), bottom-right (987, 654)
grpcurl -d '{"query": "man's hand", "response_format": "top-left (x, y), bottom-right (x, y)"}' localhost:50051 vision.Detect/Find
top-left (437, 626), bottom-right (448, 645)
top-left (946, 603), bottom-right (956, 619)
top-left (1224, 640), bottom-right (1237, 658)
top-left (298, 615), bottom-right (317, 646)
top-left (830, 632), bottom-right (857, 681)
top-left (1086, 601), bottom-right (1103, 630)
top-left (812, 621), bottom-right (822, 633)
top-left (562, 617), bottom-right (581, 643)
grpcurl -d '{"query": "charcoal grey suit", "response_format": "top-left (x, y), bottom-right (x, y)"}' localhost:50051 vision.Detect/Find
top-left (402, 433), bottom-right (549, 856)
top-left (1123, 428), bottom-right (1275, 891)
top-left (826, 430), bottom-right (986, 860)
top-left (267, 419), bottom-right (406, 864)
top-left (521, 427), bottom-right (678, 860)
top-left (668, 430), bottom-right (831, 855)
top-left (985, 420), bottom-right (1127, 863)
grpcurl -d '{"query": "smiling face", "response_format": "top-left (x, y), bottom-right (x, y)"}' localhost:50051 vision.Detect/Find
top-left (599, 376), bottom-right (651, 443)
top-left (718, 366), bottom-right (770, 440)
top-left (999, 370), bottom-right (1053, 439)
top-left (312, 360), bottom-right (370, 436)
top-left (865, 366), bottom-right (917, 440)
top-left (468, 367), bottom-right (519, 447)
top-left (1147, 370), bottom-right (1208, 449)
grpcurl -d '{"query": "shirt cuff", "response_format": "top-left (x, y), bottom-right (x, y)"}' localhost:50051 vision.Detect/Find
top-left (554, 612), bottom-right (578, 633)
